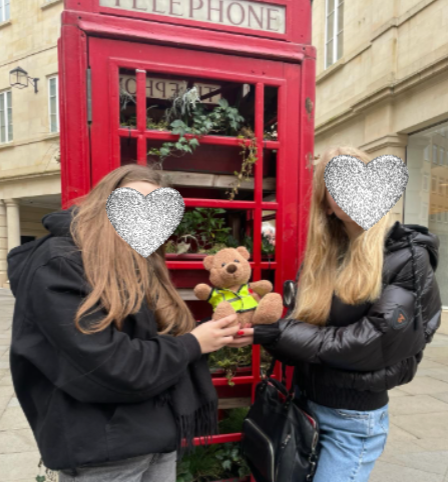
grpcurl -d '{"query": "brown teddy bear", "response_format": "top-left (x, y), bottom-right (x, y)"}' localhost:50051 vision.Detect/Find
top-left (193, 246), bottom-right (283, 327)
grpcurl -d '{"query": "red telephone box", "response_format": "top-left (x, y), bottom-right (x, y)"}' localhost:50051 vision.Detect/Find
top-left (58, 0), bottom-right (315, 475)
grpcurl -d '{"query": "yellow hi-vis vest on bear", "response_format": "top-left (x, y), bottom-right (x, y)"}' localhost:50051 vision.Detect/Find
top-left (207, 284), bottom-right (259, 313)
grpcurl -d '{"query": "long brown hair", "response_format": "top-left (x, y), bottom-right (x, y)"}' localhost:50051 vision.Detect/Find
top-left (69, 164), bottom-right (196, 336)
top-left (289, 146), bottom-right (395, 326)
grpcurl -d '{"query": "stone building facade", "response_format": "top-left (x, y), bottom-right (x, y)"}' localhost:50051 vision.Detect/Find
top-left (0, 0), bottom-right (63, 287)
top-left (312, 0), bottom-right (448, 309)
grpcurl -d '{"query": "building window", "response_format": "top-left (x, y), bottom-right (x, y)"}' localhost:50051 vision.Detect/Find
top-left (0, 0), bottom-right (10, 22)
top-left (424, 145), bottom-right (430, 162)
top-left (0, 90), bottom-right (12, 144)
top-left (48, 76), bottom-right (59, 133)
top-left (406, 122), bottom-right (448, 308)
top-left (432, 175), bottom-right (437, 193)
top-left (422, 173), bottom-right (429, 192)
top-left (433, 144), bottom-right (438, 164)
top-left (325, 0), bottom-right (344, 69)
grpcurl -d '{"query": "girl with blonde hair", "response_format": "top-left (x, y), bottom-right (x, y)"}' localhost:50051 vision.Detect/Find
top-left (8, 165), bottom-right (248, 481)
top-left (243, 146), bottom-right (442, 481)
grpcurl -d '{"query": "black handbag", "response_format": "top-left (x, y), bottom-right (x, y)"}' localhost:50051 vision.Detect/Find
top-left (241, 358), bottom-right (320, 482)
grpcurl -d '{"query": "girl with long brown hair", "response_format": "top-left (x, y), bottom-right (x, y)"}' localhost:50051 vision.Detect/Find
top-left (7, 165), bottom-right (249, 481)
top-left (243, 146), bottom-right (442, 481)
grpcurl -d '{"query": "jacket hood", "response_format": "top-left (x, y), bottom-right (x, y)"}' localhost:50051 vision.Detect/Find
top-left (385, 221), bottom-right (439, 270)
top-left (7, 208), bottom-right (76, 296)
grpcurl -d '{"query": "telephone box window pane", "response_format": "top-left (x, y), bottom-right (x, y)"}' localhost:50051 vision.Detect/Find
top-left (259, 212), bottom-right (276, 263)
top-left (148, 140), bottom-right (255, 202)
top-left (164, 207), bottom-right (252, 260)
top-left (120, 137), bottom-right (138, 166)
top-left (119, 69), bottom-right (137, 128)
top-left (120, 69), bottom-right (255, 138)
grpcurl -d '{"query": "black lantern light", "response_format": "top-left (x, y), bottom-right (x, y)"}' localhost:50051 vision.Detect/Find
top-left (9, 67), bottom-right (39, 93)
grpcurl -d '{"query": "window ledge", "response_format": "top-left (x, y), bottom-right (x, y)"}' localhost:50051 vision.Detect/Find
top-left (0, 142), bottom-right (15, 151)
top-left (316, 58), bottom-right (346, 84)
top-left (41, 0), bottom-right (63, 10)
top-left (0, 19), bottom-right (12, 30)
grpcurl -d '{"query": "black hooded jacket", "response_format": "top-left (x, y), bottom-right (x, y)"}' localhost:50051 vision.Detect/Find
top-left (254, 223), bottom-right (442, 411)
top-left (7, 210), bottom-right (202, 472)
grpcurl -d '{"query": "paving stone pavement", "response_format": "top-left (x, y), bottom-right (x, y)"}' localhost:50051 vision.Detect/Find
top-left (1, 288), bottom-right (448, 481)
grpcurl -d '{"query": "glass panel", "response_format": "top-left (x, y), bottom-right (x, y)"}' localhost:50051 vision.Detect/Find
top-left (147, 141), bottom-right (255, 201)
top-left (262, 148), bottom-right (277, 202)
top-left (120, 136), bottom-right (137, 166)
top-left (6, 91), bottom-right (12, 141)
top-left (327, 0), bottom-right (335, 14)
top-left (49, 78), bottom-right (56, 97)
top-left (326, 12), bottom-right (335, 40)
top-left (0, 94), bottom-right (5, 143)
top-left (5, 0), bottom-right (9, 21)
top-left (326, 40), bottom-right (334, 68)
top-left (260, 211), bottom-right (276, 262)
top-left (164, 207), bottom-right (252, 256)
top-left (119, 68), bottom-right (137, 128)
top-left (405, 126), bottom-right (448, 307)
top-left (337, 31), bottom-right (344, 60)
top-left (0, 2), bottom-right (3, 23)
top-left (337, 1), bottom-right (344, 32)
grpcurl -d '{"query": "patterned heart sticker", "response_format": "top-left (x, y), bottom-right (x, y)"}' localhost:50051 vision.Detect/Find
top-left (106, 187), bottom-right (185, 257)
top-left (324, 155), bottom-right (409, 230)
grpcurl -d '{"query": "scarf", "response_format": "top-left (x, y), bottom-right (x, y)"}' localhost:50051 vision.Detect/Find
top-left (156, 352), bottom-right (219, 457)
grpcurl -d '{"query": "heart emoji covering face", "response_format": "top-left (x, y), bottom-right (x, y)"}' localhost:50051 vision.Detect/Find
top-left (324, 154), bottom-right (409, 230)
top-left (106, 186), bottom-right (185, 257)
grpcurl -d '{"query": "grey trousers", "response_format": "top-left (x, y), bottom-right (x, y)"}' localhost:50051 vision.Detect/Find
top-left (58, 451), bottom-right (177, 482)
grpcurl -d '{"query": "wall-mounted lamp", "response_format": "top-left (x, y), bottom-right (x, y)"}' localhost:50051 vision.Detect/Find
top-left (9, 67), bottom-right (39, 94)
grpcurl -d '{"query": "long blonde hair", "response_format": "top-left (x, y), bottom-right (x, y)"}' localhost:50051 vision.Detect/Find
top-left (69, 164), bottom-right (196, 336)
top-left (290, 146), bottom-right (395, 326)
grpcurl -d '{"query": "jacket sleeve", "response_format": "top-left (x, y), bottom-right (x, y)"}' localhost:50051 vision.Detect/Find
top-left (27, 256), bottom-right (202, 404)
top-left (255, 246), bottom-right (440, 372)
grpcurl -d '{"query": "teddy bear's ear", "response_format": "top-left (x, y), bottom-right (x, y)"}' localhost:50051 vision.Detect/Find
top-left (203, 255), bottom-right (215, 271)
top-left (236, 246), bottom-right (251, 260)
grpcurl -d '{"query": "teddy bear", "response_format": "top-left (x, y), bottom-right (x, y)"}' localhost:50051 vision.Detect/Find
top-left (193, 246), bottom-right (283, 327)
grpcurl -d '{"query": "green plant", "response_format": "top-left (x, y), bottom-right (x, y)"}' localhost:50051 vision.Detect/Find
top-left (241, 234), bottom-right (275, 257)
top-left (208, 344), bottom-right (274, 385)
top-left (218, 407), bottom-right (250, 435)
top-left (208, 346), bottom-right (252, 386)
top-left (226, 128), bottom-right (258, 201)
top-left (165, 208), bottom-right (232, 255)
top-left (176, 442), bottom-right (250, 482)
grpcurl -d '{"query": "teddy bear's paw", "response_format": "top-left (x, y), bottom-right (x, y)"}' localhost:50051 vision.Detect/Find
top-left (212, 301), bottom-right (239, 325)
top-left (252, 293), bottom-right (283, 325)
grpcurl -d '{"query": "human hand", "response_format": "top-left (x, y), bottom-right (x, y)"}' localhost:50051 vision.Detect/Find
top-left (225, 327), bottom-right (254, 348)
top-left (191, 314), bottom-right (240, 354)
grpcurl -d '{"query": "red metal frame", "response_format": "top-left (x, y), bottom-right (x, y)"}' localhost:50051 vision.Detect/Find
top-left (59, 0), bottom-right (316, 475)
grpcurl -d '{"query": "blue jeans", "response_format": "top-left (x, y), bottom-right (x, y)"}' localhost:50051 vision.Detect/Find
top-left (296, 389), bottom-right (389, 482)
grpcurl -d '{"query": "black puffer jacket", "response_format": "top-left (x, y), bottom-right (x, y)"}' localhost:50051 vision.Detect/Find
top-left (254, 222), bottom-right (442, 410)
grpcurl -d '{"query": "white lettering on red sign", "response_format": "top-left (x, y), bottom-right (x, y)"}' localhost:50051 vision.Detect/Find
top-left (100, 0), bottom-right (286, 34)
